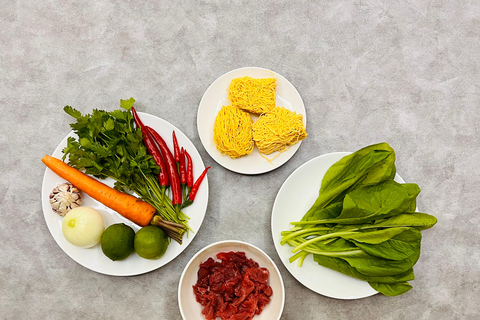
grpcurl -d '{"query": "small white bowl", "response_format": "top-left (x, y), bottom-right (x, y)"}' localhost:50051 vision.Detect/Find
top-left (178, 240), bottom-right (285, 320)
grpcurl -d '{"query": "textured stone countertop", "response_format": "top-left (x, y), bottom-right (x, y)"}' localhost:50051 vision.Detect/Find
top-left (1, 1), bottom-right (479, 319)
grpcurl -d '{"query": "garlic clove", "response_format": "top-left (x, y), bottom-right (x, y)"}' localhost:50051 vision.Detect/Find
top-left (49, 182), bottom-right (82, 216)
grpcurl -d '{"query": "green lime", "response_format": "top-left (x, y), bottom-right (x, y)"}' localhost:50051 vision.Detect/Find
top-left (134, 226), bottom-right (169, 259)
top-left (101, 223), bottom-right (135, 261)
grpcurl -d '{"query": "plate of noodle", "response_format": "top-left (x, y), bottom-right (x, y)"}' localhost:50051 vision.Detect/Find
top-left (197, 67), bottom-right (307, 175)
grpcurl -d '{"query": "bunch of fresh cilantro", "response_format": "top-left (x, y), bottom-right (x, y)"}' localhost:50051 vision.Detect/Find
top-left (61, 99), bottom-right (188, 243)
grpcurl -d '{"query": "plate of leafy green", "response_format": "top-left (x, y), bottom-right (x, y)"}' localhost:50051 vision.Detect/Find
top-left (271, 143), bottom-right (437, 299)
top-left (42, 106), bottom-right (209, 276)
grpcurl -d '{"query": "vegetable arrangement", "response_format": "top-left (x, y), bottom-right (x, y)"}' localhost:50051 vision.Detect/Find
top-left (280, 143), bottom-right (437, 296)
top-left (42, 155), bottom-right (157, 227)
top-left (49, 182), bottom-right (81, 216)
top-left (43, 98), bottom-right (209, 246)
top-left (62, 207), bottom-right (105, 248)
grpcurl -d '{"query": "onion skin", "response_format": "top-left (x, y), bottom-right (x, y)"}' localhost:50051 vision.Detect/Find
top-left (62, 207), bottom-right (105, 248)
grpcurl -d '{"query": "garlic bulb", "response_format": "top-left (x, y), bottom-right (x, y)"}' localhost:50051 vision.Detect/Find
top-left (50, 182), bottom-right (82, 216)
top-left (62, 207), bottom-right (104, 248)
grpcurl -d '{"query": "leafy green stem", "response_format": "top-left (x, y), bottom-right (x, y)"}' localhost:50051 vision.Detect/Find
top-left (291, 231), bottom-right (360, 253)
top-left (280, 227), bottom-right (331, 246)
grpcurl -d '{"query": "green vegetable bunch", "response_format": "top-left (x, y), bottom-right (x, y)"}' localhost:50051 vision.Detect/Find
top-left (61, 99), bottom-right (189, 243)
top-left (281, 143), bottom-right (437, 296)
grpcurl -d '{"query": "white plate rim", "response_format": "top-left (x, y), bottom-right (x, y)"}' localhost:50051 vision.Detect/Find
top-left (197, 66), bottom-right (306, 175)
top-left (271, 152), bottom-right (406, 299)
top-left (178, 240), bottom-right (285, 320)
top-left (41, 112), bottom-right (208, 276)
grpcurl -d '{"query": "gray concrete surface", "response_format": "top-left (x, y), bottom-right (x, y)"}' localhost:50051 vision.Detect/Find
top-left (1, 1), bottom-right (479, 319)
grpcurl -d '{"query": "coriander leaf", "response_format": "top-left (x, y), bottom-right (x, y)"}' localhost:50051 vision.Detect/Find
top-left (120, 97), bottom-right (136, 110)
top-left (110, 109), bottom-right (127, 122)
top-left (79, 137), bottom-right (93, 149)
top-left (64, 106), bottom-right (82, 119)
top-left (104, 118), bottom-right (115, 131)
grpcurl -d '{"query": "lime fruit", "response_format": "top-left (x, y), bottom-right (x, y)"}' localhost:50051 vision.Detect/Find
top-left (101, 223), bottom-right (135, 261)
top-left (134, 226), bottom-right (169, 259)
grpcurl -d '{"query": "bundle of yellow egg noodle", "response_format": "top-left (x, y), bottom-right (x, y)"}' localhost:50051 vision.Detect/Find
top-left (228, 76), bottom-right (276, 114)
top-left (213, 105), bottom-right (254, 159)
top-left (253, 106), bottom-right (308, 156)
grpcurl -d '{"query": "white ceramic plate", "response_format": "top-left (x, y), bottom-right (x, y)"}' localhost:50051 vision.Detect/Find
top-left (178, 240), bottom-right (285, 320)
top-left (271, 152), bottom-right (406, 299)
top-left (197, 67), bottom-right (306, 175)
top-left (41, 112), bottom-right (208, 276)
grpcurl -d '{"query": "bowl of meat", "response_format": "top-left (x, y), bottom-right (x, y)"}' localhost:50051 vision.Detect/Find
top-left (178, 240), bottom-right (285, 320)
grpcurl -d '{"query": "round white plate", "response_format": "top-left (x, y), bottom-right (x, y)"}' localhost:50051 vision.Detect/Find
top-left (41, 112), bottom-right (209, 276)
top-left (271, 152), bottom-right (406, 299)
top-left (178, 240), bottom-right (285, 320)
top-left (197, 67), bottom-right (306, 175)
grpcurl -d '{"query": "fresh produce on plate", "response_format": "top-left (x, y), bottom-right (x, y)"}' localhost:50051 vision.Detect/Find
top-left (280, 142), bottom-right (437, 296)
top-left (62, 206), bottom-right (104, 248)
top-left (134, 225), bottom-right (169, 260)
top-left (43, 155), bottom-right (158, 226)
top-left (42, 99), bottom-right (209, 273)
top-left (48, 98), bottom-right (210, 244)
top-left (193, 251), bottom-right (273, 320)
top-left (101, 223), bottom-right (135, 261)
top-left (49, 182), bottom-right (82, 216)
top-left (144, 125), bottom-right (184, 210)
top-left (42, 98), bottom-right (211, 264)
top-left (213, 76), bottom-right (307, 162)
top-left (182, 166), bottom-right (210, 209)
top-left (59, 102), bottom-right (186, 241)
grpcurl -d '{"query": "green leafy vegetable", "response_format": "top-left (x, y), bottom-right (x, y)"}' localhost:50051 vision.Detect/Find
top-left (313, 142), bottom-right (396, 209)
top-left (368, 281), bottom-right (413, 296)
top-left (372, 213), bottom-right (437, 231)
top-left (62, 101), bottom-right (189, 243)
top-left (281, 142), bottom-right (437, 296)
top-left (120, 97), bottom-right (136, 110)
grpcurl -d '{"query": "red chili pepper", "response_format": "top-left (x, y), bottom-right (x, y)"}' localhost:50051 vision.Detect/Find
top-left (182, 166), bottom-right (210, 209)
top-left (131, 107), bottom-right (169, 187)
top-left (179, 147), bottom-right (187, 202)
top-left (146, 126), bottom-right (183, 207)
top-left (189, 167), bottom-right (210, 201)
top-left (172, 131), bottom-right (180, 167)
top-left (131, 106), bottom-right (145, 128)
top-left (185, 150), bottom-right (193, 189)
top-left (179, 147), bottom-right (186, 185)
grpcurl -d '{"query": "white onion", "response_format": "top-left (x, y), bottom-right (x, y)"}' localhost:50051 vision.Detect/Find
top-left (62, 207), bottom-right (105, 248)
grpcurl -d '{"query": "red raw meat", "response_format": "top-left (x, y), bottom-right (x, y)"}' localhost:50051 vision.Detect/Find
top-left (246, 267), bottom-right (269, 284)
top-left (256, 294), bottom-right (271, 315)
top-left (230, 313), bottom-right (254, 320)
top-left (193, 251), bottom-right (273, 320)
top-left (201, 302), bottom-right (215, 320)
top-left (216, 304), bottom-right (237, 320)
top-left (232, 274), bottom-right (255, 306)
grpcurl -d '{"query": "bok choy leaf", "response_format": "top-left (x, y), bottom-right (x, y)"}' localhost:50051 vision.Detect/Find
top-left (280, 142), bottom-right (437, 296)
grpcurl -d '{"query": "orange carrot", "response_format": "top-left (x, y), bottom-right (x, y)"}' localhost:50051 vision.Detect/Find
top-left (42, 155), bottom-right (156, 227)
